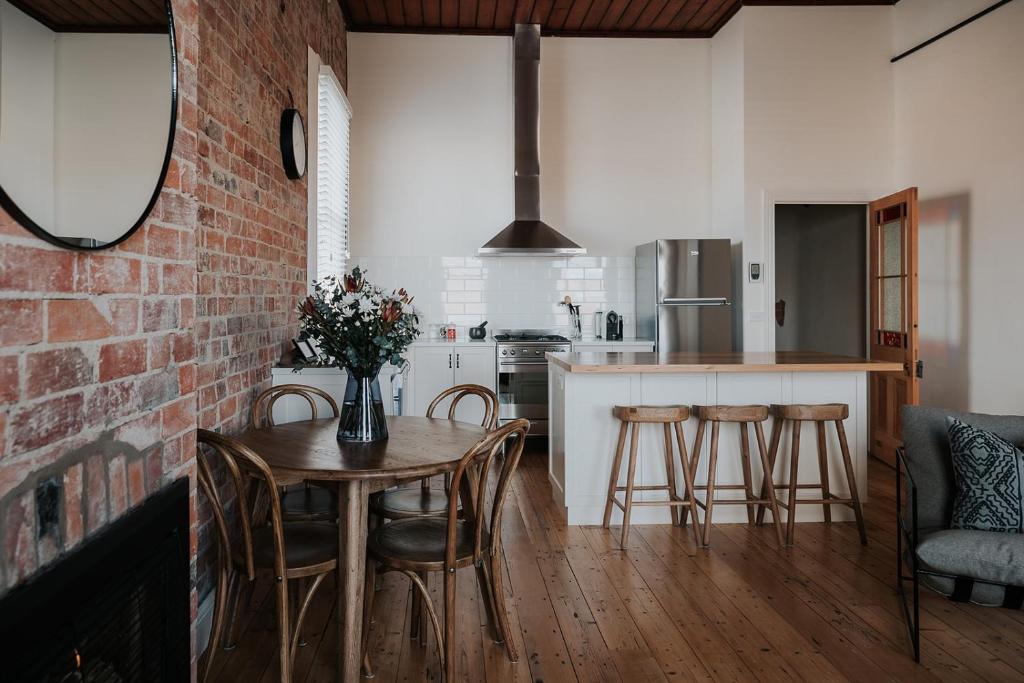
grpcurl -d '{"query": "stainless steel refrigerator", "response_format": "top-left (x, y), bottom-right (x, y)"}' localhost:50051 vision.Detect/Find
top-left (636, 239), bottom-right (734, 352)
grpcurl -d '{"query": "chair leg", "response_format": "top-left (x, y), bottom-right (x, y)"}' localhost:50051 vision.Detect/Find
top-left (418, 571), bottom-right (429, 648)
top-left (201, 562), bottom-right (230, 683)
top-left (662, 423), bottom-right (681, 526)
top-left (223, 575), bottom-right (253, 651)
top-left (444, 568), bottom-right (457, 681)
top-left (836, 419), bottom-right (868, 545)
top-left (753, 421), bottom-right (786, 548)
top-left (738, 422), bottom-right (756, 525)
top-left (755, 417), bottom-right (783, 526)
top-left (701, 421), bottom-right (721, 546)
top-left (620, 424), bottom-right (641, 549)
top-left (274, 576), bottom-right (292, 683)
top-left (401, 570), bottom-right (445, 676)
top-left (409, 579), bottom-right (421, 640)
top-left (361, 562), bottom-right (376, 677)
top-left (681, 418), bottom-right (705, 528)
top-left (602, 421), bottom-right (629, 528)
top-left (290, 572), bottom-right (329, 669)
top-left (674, 420), bottom-right (703, 547)
top-left (786, 420), bottom-right (802, 546)
top-left (475, 561), bottom-right (500, 644)
top-left (489, 551), bottom-right (519, 662)
top-left (815, 421), bottom-right (832, 524)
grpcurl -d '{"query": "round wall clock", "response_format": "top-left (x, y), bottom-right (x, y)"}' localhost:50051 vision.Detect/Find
top-left (280, 108), bottom-right (306, 179)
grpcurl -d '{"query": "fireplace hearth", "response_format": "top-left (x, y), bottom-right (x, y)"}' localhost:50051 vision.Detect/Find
top-left (0, 478), bottom-right (190, 682)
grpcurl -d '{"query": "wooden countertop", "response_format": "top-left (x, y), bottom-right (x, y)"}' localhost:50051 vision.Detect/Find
top-left (545, 351), bottom-right (904, 374)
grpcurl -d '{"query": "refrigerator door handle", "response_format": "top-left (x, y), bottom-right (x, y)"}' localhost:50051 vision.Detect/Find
top-left (660, 298), bottom-right (732, 306)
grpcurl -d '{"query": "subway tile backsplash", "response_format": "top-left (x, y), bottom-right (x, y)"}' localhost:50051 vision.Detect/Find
top-left (350, 255), bottom-right (636, 337)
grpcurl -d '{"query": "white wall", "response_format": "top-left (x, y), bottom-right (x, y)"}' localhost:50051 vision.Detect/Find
top-left (538, 38), bottom-right (711, 254)
top-left (893, 0), bottom-right (1024, 414)
top-left (349, 33), bottom-right (512, 257)
top-left (0, 2), bottom-right (56, 226)
top-left (54, 33), bottom-right (170, 239)
top-left (350, 33), bottom-right (711, 258)
top-left (349, 32), bottom-right (711, 334)
top-left (739, 6), bottom-right (895, 351)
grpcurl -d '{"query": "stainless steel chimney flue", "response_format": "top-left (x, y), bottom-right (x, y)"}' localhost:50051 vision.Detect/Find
top-left (479, 24), bottom-right (585, 256)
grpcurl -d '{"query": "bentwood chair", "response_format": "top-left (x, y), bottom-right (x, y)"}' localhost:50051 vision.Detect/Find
top-left (369, 384), bottom-right (499, 521)
top-left (197, 429), bottom-right (337, 683)
top-left (362, 418), bottom-right (530, 681)
top-left (252, 384), bottom-right (339, 522)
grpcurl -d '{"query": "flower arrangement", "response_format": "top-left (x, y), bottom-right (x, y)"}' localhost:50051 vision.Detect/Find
top-left (297, 267), bottom-right (419, 442)
top-left (297, 267), bottom-right (420, 378)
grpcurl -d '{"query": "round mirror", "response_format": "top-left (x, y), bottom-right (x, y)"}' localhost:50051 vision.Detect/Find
top-left (0, 0), bottom-right (177, 250)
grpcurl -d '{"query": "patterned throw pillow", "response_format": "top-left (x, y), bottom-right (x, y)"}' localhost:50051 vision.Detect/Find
top-left (947, 417), bottom-right (1024, 533)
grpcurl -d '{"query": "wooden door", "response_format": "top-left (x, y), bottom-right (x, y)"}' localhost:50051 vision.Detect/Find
top-left (868, 188), bottom-right (919, 466)
top-left (410, 346), bottom-right (455, 417)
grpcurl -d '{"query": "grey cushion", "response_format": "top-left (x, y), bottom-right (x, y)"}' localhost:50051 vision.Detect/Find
top-left (916, 529), bottom-right (1024, 606)
top-left (901, 406), bottom-right (1024, 536)
top-left (947, 418), bottom-right (1024, 533)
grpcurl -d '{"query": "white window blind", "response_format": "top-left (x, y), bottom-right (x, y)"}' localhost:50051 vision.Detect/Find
top-left (314, 66), bottom-right (351, 281)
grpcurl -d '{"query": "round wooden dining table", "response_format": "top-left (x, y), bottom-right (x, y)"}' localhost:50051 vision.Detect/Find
top-left (233, 414), bottom-right (489, 683)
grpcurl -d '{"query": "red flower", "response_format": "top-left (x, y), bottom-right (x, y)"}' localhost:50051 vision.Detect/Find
top-left (344, 274), bottom-right (361, 293)
top-left (299, 296), bottom-right (317, 317)
top-left (381, 301), bottom-right (400, 324)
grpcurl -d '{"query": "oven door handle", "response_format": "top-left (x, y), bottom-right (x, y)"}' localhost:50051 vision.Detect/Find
top-left (497, 362), bottom-right (549, 373)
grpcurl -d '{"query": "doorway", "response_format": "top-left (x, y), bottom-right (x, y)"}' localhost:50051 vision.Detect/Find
top-left (774, 204), bottom-right (867, 357)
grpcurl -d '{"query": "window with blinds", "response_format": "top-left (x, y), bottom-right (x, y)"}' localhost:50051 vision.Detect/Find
top-left (314, 66), bottom-right (351, 282)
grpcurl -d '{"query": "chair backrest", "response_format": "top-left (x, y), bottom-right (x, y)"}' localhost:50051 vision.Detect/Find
top-left (444, 418), bottom-right (530, 569)
top-left (902, 405), bottom-right (1024, 535)
top-left (427, 384), bottom-right (499, 429)
top-left (196, 429), bottom-right (287, 581)
top-left (251, 383), bottom-right (340, 428)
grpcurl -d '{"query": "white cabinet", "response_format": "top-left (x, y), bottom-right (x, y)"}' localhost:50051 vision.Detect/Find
top-left (410, 345), bottom-right (496, 425)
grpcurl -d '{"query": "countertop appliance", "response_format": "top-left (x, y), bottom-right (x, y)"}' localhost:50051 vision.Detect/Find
top-left (493, 329), bottom-right (571, 436)
top-left (636, 239), bottom-right (734, 352)
top-left (605, 311), bottom-right (623, 341)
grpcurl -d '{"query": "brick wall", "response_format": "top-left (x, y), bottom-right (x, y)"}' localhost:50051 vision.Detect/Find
top-left (0, 0), bottom-right (200, 637)
top-left (195, 0), bottom-right (346, 597)
top-left (0, 0), bottom-right (347, 654)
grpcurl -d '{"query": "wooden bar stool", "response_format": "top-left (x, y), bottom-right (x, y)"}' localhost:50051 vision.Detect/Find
top-left (755, 403), bottom-right (867, 545)
top-left (685, 405), bottom-right (785, 548)
top-left (602, 406), bottom-right (702, 549)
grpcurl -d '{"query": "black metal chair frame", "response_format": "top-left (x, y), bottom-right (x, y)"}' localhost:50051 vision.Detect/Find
top-left (895, 447), bottom-right (1024, 663)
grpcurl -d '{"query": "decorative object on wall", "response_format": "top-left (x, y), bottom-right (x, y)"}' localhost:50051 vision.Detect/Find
top-left (279, 107), bottom-right (306, 179)
top-left (298, 267), bottom-right (419, 442)
top-left (0, 0), bottom-right (177, 250)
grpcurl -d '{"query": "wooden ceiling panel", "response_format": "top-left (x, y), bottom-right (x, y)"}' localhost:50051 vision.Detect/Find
top-left (9, 0), bottom-right (168, 32)
top-left (337, 1), bottom-right (897, 38)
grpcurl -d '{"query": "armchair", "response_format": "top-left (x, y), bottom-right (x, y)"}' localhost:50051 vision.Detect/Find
top-left (896, 406), bottom-right (1024, 661)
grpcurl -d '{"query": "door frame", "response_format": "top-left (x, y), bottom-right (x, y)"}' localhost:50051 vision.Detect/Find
top-left (761, 190), bottom-right (877, 353)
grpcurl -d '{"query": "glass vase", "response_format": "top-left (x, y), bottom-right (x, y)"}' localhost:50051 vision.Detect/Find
top-left (337, 370), bottom-right (388, 442)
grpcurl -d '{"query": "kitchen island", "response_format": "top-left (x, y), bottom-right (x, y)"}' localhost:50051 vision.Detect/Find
top-left (546, 351), bottom-right (901, 526)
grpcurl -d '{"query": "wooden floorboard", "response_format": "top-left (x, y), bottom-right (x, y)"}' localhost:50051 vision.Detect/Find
top-left (203, 454), bottom-right (1024, 682)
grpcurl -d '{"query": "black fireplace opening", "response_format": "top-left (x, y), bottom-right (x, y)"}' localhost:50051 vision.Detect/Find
top-left (0, 477), bottom-right (190, 683)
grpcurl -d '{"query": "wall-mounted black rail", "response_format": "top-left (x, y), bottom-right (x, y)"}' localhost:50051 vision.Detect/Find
top-left (891, 0), bottom-right (1015, 63)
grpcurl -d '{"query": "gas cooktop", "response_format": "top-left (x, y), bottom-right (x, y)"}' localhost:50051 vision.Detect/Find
top-left (493, 333), bottom-right (570, 343)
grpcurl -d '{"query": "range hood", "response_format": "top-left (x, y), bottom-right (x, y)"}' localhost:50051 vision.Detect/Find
top-left (479, 24), bottom-right (585, 256)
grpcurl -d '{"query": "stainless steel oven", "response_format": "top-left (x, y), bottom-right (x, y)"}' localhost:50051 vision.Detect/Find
top-left (494, 331), bottom-right (570, 437)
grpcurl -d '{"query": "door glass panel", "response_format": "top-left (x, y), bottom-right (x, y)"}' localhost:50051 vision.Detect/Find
top-left (882, 220), bottom-right (903, 276)
top-left (882, 277), bottom-right (902, 331)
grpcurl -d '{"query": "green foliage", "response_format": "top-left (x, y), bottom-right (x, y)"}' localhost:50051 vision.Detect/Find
top-left (297, 267), bottom-right (420, 377)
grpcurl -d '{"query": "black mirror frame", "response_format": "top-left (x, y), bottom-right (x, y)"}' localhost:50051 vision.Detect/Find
top-left (0, 0), bottom-right (179, 252)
